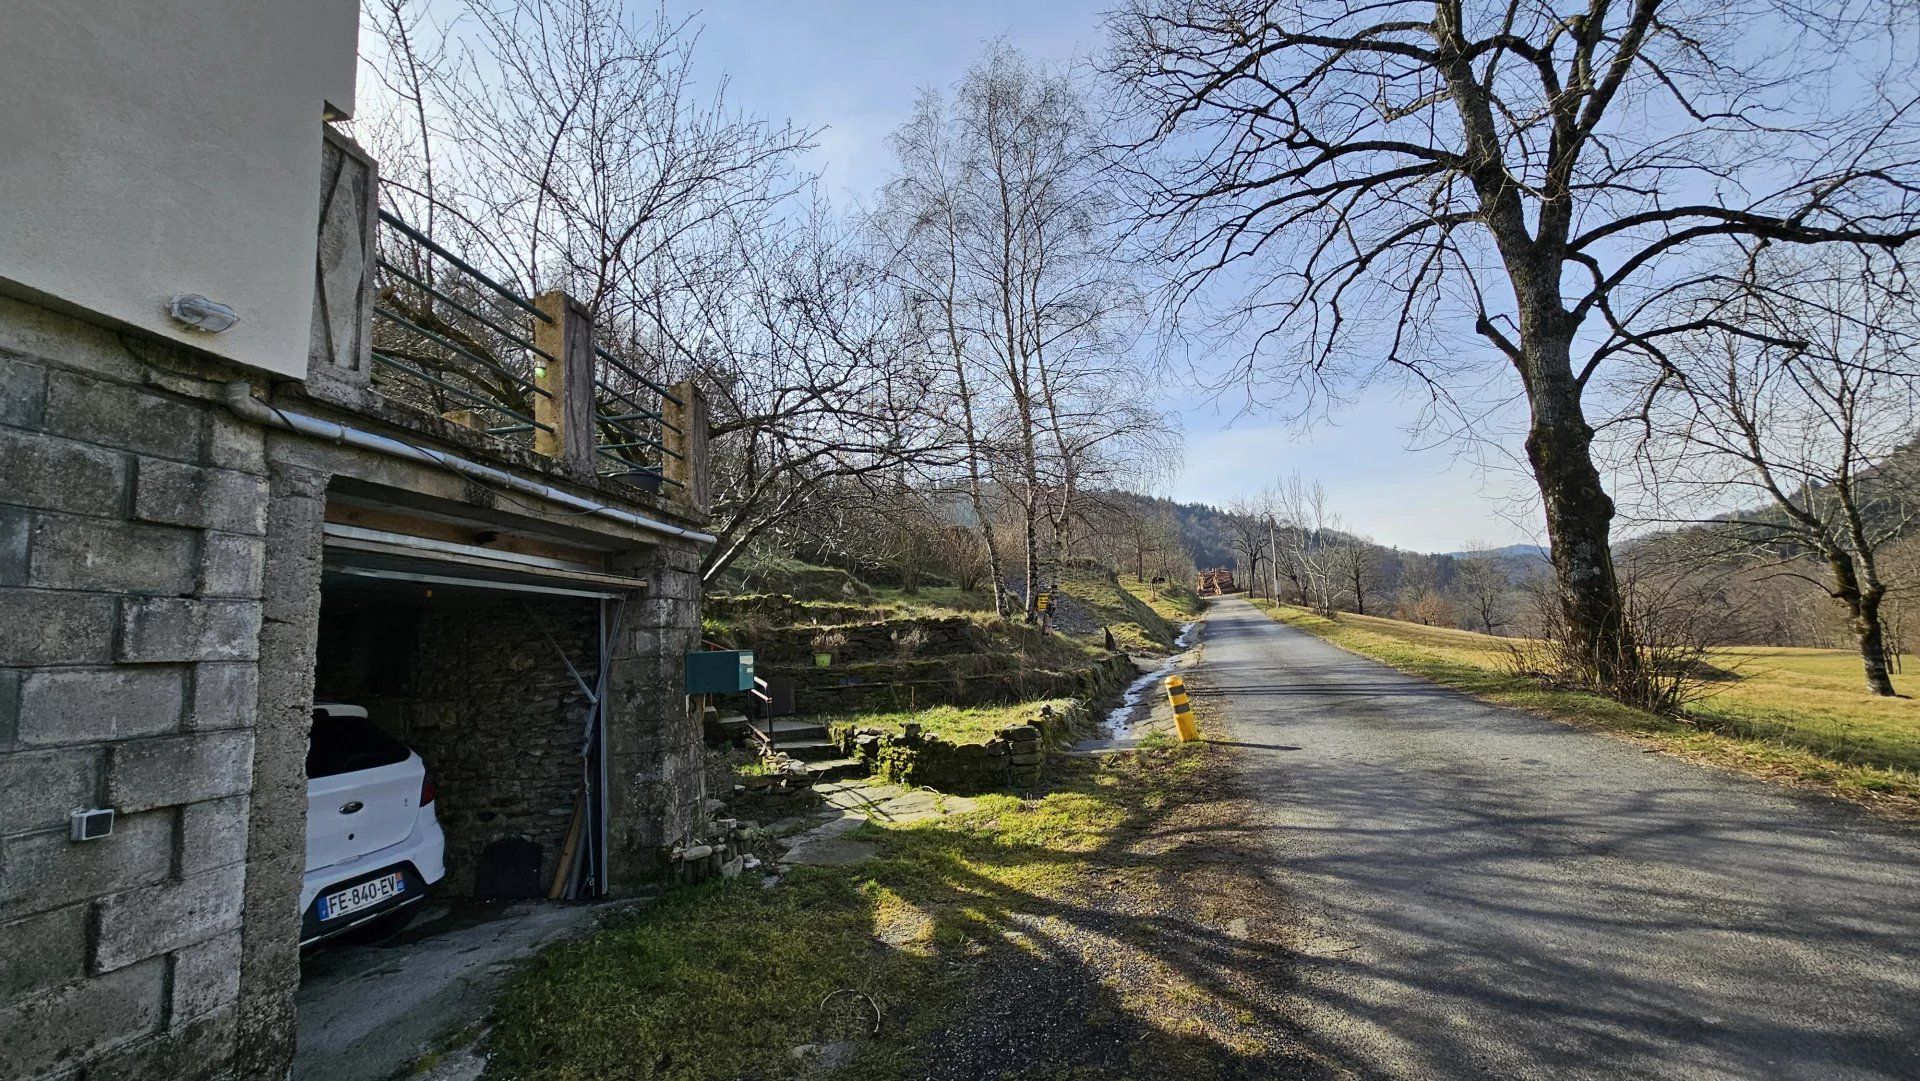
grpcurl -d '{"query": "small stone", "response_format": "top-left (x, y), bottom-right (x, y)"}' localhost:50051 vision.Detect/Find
top-left (720, 856), bottom-right (745, 878)
top-left (680, 844), bottom-right (714, 862)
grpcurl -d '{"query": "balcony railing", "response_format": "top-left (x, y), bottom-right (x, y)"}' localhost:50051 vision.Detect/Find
top-left (368, 205), bottom-right (683, 493)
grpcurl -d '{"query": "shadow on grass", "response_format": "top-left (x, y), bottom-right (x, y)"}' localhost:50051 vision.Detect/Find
top-left (483, 746), bottom-right (1335, 1081)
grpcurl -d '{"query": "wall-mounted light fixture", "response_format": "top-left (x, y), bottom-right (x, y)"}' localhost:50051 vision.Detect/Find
top-left (167, 293), bottom-right (241, 333)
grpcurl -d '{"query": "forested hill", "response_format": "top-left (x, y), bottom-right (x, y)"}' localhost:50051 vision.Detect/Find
top-left (1150, 496), bottom-right (1238, 570)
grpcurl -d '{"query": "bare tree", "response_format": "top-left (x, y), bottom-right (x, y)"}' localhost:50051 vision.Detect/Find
top-left (1225, 495), bottom-right (1276, 597)
top-left (1106, 0), bottom-right (1920, 694)
top-left (1630, 252), bottom-right (1920, 695)
top-left (881, 43), bottom-right (1156, 621)
top-left (1402, 589), bottom-right (1457, 627)
top-left (1274, 473), bottom-right (1342, 614)
top-left (637, 204), bottom-right (964, 580)
top-left (1330, 538), bottom-right (1382, 615)
top-left (365, 0), bottom-right (807, 321)
top-left (1456, 550), bottom-right (1511, 636)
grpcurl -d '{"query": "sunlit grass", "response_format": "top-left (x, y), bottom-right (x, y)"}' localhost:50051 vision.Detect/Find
top-left (486, 745), bottom-right (1217, 1081)
top-left (1053, 567), bottom-right (1195, 653)
top-left (1250, 601), bottom-right (1920, 808)
top-left (826, 699), bottom-right (1078, 744)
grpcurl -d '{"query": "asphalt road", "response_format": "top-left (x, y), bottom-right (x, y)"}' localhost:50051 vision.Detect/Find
top-left (1195, 597), bottom-right (1920, 1081)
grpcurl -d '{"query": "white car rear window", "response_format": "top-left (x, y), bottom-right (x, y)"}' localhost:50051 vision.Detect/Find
top-left (307, 710), bottom-right (410, 778)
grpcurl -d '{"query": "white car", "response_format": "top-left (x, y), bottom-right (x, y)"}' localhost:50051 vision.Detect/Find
top-left (302, 704), bottom-right (447, 946)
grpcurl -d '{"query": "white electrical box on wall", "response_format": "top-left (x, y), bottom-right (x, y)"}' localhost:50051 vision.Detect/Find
top-left (70, 808), bottom-right (115, 842)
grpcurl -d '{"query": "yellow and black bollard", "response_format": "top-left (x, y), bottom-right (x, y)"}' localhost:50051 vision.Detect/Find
top-left (1165, 675), bottom-right (1198, 742)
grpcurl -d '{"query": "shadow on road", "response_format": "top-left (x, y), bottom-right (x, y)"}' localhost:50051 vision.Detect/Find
top-left (1171, 596), bottom-right (1920, 1080)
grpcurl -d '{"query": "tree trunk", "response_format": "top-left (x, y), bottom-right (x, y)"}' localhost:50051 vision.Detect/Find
top-left (1853, 589), bottom-right (1897, 697)
top-left (1856, 612), bottom-right (1897, 697)
top-left (1022, 484), bottom-right (1041, 623)
top-left (1520, 329), bottom-right (1636, 689)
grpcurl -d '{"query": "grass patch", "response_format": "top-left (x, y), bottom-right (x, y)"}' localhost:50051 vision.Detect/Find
top-left (1054, 566), bottom-right (1190, 653)
top-left (1118, 575), bottom-right (1205, 624)
top-left (868, 583), bottom-right (997, 614)
top-left (825, 699), bottom-right (1077, 744)
top-left (1250, 601), bottom-right (1920, 811)
top-left (485, 744), bottom-right (1218, 1081)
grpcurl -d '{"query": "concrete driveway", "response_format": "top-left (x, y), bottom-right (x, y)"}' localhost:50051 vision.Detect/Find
top-left (1196, 597), bottom-right (1920, 1080)
top-left (295, 901), bottom-right (613, 1081)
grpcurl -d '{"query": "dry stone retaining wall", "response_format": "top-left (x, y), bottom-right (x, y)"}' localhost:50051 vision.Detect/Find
top-left (837, 700), bottom-right (1098, 794)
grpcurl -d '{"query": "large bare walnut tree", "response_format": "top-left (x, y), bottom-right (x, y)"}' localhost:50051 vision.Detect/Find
top-left (1104, 0), bottom-right (1920, 692)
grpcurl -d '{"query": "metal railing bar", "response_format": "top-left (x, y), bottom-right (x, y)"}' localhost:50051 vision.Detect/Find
top-left (593, 391), bottom-right (680, 435)
top-left (590, 381), bottom-right (648, 413)
top-left (487, 424), bottom-right (537, 435)
top-left (377, 258), bottom-right (554, 362)
top-left (378, 210), bottom-right (552, 324)
top-left (370, 352), bottom-right (554, 433)
top-left (592, 346), bottom-right (682, 406)
top-left (596, 438), bottom-right (683, 462)
top-left (374, 306), bottom-right (553, 400)
top-left (595, 420), bottom-right (649, 450)
top-left (596, 407), bottom-right (667, 425)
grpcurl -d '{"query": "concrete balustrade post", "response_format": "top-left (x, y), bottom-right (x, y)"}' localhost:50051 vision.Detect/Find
top-left (531, 291), bottom-right (596, 474)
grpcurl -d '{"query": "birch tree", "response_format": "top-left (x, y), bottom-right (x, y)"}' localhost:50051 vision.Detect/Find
top-left (882, 44), bottom-right (1158, 620)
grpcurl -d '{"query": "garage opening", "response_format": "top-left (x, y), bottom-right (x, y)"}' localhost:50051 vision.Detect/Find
top-left (314, 583), bottom-right (606, 903)
top-left (308, 518), bottom-right (636, 908)
top-left (294, 514), bottom-right (641, 1078)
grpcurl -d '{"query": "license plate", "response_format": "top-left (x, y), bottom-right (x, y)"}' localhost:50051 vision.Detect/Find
top-left (319, 873), bottom-right (404, 921)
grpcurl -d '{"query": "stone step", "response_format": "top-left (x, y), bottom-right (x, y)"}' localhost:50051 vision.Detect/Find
top-left (774, 738), bottom-right (844, 762)
top-left (802, 757), bottom-right (868, 783)
top-left (752, 717), bottom-right (830, 742)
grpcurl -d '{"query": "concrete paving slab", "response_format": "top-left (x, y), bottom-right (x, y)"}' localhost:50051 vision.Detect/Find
top-left (294, 901), bottom-right (619, 1081)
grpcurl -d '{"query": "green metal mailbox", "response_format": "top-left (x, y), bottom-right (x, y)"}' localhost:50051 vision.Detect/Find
top-left (685, 649), bottom-right (755, 694)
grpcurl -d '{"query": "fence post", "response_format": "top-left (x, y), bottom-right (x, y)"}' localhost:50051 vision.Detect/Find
top-left (532, 290), bottom-right (596, 473)
top-left (661, 379), bottom-right (709, 517)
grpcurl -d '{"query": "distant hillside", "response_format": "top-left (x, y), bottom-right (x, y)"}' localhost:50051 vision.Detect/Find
top-left (1443, 543), bottom-right (1548, 561)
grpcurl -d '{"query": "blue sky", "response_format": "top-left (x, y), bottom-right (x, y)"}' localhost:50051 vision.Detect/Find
top-left (662, 3), bottom-right (1545, 551)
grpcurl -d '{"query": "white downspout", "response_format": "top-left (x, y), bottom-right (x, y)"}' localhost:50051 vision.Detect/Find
top-left (223, 381), bottom-right (716, 546)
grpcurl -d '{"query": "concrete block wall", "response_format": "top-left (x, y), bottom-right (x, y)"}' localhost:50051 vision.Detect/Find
top-left (0, 296), bottom-right (265, 1081)
top-left (0, 291), bottom-right (714, 1078)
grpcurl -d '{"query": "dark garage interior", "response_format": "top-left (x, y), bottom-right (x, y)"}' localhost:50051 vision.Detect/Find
top-left (313, 581), bottom-right (604, 901)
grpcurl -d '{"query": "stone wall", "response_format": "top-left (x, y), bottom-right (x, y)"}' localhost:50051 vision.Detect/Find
top-left (0, 295), bottom-right (267, 1081)
top-left (602, 540), bottom-right (709, 892)
top-left (314, 596), bottom-right (598, 896)
top-left (838, 700), bottom-right (1099, 794)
